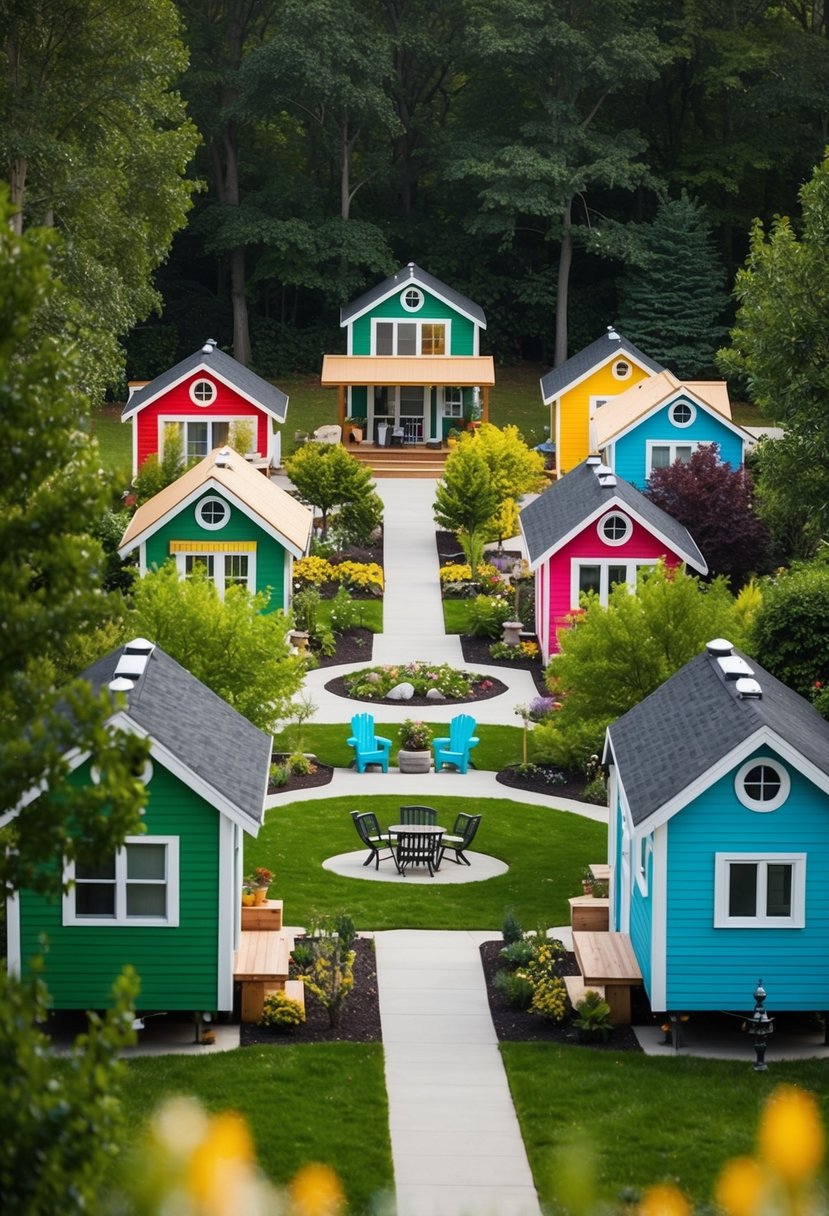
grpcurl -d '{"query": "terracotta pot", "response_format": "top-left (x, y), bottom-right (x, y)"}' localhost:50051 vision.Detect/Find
top-left (254, 885), bottom-right (268, 905)
top-left (398, 748), bottom-right (432, 773)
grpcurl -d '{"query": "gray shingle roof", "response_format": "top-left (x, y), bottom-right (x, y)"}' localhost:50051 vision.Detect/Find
top-left (607, 648), bottom-right (829, 826)
top-left (519, 459), bottom-right (706, 571)
top-left (539, 329), bottom-right (664, 401)
top-left (83, 643), bottom-right (272, 830)
top-left (340, 263), bottom-right (486, 328)
top-left (122, 343), bottom-right (288, 422)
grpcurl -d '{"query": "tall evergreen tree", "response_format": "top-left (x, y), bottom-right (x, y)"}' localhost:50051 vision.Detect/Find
top-left (617, 193), bottom-right (728, 375)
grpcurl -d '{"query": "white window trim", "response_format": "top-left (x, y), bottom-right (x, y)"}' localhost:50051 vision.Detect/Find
top-left (635, 834), bottom-right (653, 897)
top-left (571, 559), bottom-right (656, 608)
top-left (611, 359), bottom-right (632, 381)
top-left (590, 394), bottom-right (613, 411)
top-left (597, 511), bottom-right (632, 547)
top-left (669, 400), bottom-right (697, 428)
top-left (734, 757), bottom-right (791, 812)
top-left (196, 496), bottom-right (230, 531)
top-left (189, 378), bottom-right (217, 407)
top-left (91, 760), bottom-right (153, 785)
top-left (443, 387), bottom-right (463, 417)
top-left (371, 318), bottom-right (451, 356)
top-left (645, 439), bottom-right (701, 478)
top-left (175, 550), bottom-right (256, 599)
top-left (63, 836), bottom-right (180, 927)
top-left (714, 853), bottom-right (805, 929)
top-left (400, 287), bottom-right (423, 312)
top-left (159, 416), bottom-right (241, 463)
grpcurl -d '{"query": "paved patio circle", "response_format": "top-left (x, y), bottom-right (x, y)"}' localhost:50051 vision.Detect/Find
top-left (323, 849), bottom-right (508, 884)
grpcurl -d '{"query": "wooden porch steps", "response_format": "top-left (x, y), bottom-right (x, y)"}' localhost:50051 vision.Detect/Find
top-left (572, 931), bottom-right (642, 1026)
top-left (234, 927), bottom-right (294, 1023)
top-left (348, 443), bottom-right (447, 479)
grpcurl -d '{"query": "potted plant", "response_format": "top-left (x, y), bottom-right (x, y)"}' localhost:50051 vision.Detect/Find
top-left (445, 427), bottom-right (461, 449)
top-left (397, 719), bottom-right (433, 773)
top-left (580, 868), bottom-right (594, 896)
top-left (250, 866), bottom-right (273, 905)
top-left (241, 880), bottom-right (256, 908)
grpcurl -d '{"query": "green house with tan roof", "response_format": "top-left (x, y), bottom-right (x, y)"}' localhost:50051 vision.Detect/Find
top-left (119, 446), bottom-right (313, 612)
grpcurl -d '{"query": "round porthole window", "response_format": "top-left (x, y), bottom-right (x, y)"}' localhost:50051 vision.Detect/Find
top-left (196, 496), bottom-right (229, 530)
top-left (598, 511), bottom-right (632, 546)
top-left (91, 759), bottom-right (153, 785)
top-left (401, 287), bottom-right (423, 312)
top-left (190, 378), bottom-right (217, 407)
top-left (670, 400), bottom-right (696, 427)
top-left (612, 359), bottom-right (632, 380)
top-left (735, 758), bottom-right (790, 812)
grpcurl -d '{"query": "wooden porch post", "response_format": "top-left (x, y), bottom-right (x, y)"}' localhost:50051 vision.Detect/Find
top-left (481, 387), bottom-right (490, 424)
top-left (337, 385), bottom-right (346, 431)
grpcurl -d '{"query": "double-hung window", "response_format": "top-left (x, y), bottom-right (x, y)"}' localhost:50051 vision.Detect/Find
top-left (63, 837), bottom-right (180, 927)
top-left (374, 320), bottom-right (447, 355)
top-left (714, 853), bottom-right (805, 928)
top-left (572, 560), bottom-right (655, 608)
top-left (646, 441), bottom-right (700, 478)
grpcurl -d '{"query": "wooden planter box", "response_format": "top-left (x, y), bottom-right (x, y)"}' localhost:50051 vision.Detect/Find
top-left (568, 895), bottom-right (609, 932)
top-left (241, 899), bottom-right (283, 931)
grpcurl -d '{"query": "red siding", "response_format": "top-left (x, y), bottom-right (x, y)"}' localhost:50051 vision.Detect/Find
top-left (133, 373), bottom-right (271, 471)
top-left (541, 513), bottom-right (682, 656)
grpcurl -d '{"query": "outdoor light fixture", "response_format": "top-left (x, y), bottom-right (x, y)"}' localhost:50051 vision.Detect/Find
top-left (747, 979), bottom-right (774, 1071)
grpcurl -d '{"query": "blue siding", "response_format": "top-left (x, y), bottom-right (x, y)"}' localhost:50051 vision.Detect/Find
top-left (629, 837), bottom-right (654, 996)
top-left (664, 747), bottom-right (829, 1010)
top-left (613, 398), bottom-right (745, 489)
top-left (612, 797), bottom-right (624, 930)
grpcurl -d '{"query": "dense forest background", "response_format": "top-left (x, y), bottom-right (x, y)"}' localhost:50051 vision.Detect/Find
top-left (5, 0), bottom-right (829, 389)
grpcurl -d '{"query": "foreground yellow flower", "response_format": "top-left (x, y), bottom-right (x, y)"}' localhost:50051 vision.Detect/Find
top-left (187, 1110), bottom-right (258, 1214)
top-left (639, 1182), bottom-right (692, 1216)
top-left (715, 1155), bottom-right (765, 1216)
top-left (290, 1162), bottom-right (345, 1216)
top-left (759, 1085), bottom-right (824, 1184)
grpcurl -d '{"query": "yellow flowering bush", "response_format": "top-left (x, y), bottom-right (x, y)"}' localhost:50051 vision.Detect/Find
top-left (527, 973), bottom-right (567, 1021)
top-left (294, 555), bottom-right (335, 586)
top-left (439, 562), bottom-right (498, 585)
top-left (334, 560), bottom-right (384, 593)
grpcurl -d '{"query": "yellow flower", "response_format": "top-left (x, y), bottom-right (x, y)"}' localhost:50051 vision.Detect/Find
top-left (639, 1182), bottom-right (691, 1216)
top-left (759, 1085), bottom-right (824, 1184)
top-left (715, 1155), bottom-right (765, 1216)
top-left (187, 1110), bottom-right (256, 1212)
top-left (290, 1162), bottom-right (345, 1216)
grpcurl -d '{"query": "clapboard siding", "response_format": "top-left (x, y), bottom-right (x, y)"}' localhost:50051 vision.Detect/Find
top-left (558, 361), bottom-right (652, 477)
top-left (613, 400), bottom-right (744, 490)
top-left (19, 763), bottom-right (221, 1010)
top-left (664, 749), bottom-right (829, 1009)
top-left (135, 373), bottom-right (269, 473)
top-left (351, 289), bottom-right (476, 356)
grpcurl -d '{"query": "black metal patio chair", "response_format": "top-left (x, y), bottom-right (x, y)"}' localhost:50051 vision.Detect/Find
top-left (437, 813), bottom-right (481, 867)
top-left (393, 830), bottom-right (443, 878)
top-left (398, 805), bottom-right (437, 825)
top-left (350, 810), bottom-right (393, 869)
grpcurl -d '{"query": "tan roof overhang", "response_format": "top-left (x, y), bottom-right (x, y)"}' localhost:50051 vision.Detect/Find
top-left (321, 354), bottom-right (495, 387)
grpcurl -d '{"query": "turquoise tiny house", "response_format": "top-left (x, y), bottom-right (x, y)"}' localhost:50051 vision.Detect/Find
top-left (604, 640), bottom-right (829, 1014)
top-left (4, 639), bottom-right (273, 1013)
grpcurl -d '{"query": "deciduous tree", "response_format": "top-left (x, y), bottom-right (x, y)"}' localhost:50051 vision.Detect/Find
top-left (751, 560), bottom-right (829, 698)
top-left (284, 443), bottom-right (381, 539)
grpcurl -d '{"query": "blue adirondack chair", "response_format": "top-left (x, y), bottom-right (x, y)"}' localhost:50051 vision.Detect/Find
top-left (432, 713), bottom-right (479, 774)
top-left (347, 712), bottom-right (392, 773)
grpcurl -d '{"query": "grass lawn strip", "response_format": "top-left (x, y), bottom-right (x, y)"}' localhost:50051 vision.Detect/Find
top-left (118, 1044), bottom-right (392, 1214)
top-left (248, 793), bottom-right (605, 929)
top-left (501, 1044), bottom-right (829, 1209)
top-left (271, 722), bottom-right (526, 771)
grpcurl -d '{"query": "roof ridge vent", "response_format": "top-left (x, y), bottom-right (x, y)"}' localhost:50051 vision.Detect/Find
top-left (201, 338), bottom-right (217, 353)
top-left (114, 653), bottom-right (149, 682)
top-left (108, 677), bottom-right (135, 693)
top-left (717, 655), bottom-right (755, 680)
top-left (598, 472), bottom-right (617, 487)
top-left (607, 325), bottom-right (620, 342)
top-left (214, 446), bottom-right (232, 468)
top-left (125, 638), bottom-right (154, 655)
top-left (586, 454), bottom-right (602, 467)
top-left (736, 677), bottom-right (763, 699)
top-left (706, 638), bottom-right (733, 657)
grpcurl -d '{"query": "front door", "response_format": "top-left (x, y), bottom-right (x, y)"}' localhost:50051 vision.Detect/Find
top-left (370, 386), bottom-right (426, 443)
top-left (398, 386), bottom-right (424, 443)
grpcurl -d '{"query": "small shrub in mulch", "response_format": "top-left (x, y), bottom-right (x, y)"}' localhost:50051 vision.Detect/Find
top-left (267, 755), bottom-right (334, 795)
top-left (326, 660), bottom-right (507, 705)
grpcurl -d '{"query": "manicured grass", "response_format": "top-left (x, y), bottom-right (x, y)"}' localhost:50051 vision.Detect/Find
top-left (315, 599), bottom-right (383, 634)
top-left (91, 404), bottom-right (132, 477)
top-left (442, 599), bottom-right (474, 634)
top-left (272, 722), bottom-right (526, 770)
top-left (118, 1043), bottom-right (392, 1214)
top-left (247, 794), bottom-right (605, 930)
top-left (501, 1044), bottom-right (829, 1209)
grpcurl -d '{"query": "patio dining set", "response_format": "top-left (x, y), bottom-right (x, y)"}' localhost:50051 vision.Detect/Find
top-left (350, 806), bottom-right (482, 877)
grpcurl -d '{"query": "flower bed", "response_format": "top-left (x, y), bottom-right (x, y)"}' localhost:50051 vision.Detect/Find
top-left (294, 556), bottom-right (384, 596)
top-left (326, 661), bottom-right (507, 705)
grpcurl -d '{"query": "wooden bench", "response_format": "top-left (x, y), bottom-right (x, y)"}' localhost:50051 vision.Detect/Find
top-left (572, 931), bottom-right (641, 1025)
top-left (568, 895), bottom-right (609, 932)
top-left (241, 899), bottom-right (283, 931)
top-left (588, 863), bottom-right (610, 884)
top-left (234, 929), bottom-right (292, 1022)
top-left (564, 975), bottom-right (605, 1007)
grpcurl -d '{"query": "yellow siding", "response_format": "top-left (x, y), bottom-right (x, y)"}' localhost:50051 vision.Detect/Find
top-left (557, 362), bottom-right (653, 475)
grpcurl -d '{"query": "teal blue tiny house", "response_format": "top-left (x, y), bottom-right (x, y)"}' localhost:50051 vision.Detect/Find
top-left (118, 446), bottom-right (313, 613)
top-left (4, 639), bottom-right (273, 1013)
top-left (320, 262), bottom-right (495, 444)
top-left (591, 370), bottom-right (749, 490)
top-left (604, 640), bottom-right (829, 1014)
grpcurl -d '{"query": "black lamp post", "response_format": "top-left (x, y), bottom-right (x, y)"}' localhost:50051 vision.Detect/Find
top-left (747, 979), bottom-right (774, 1071)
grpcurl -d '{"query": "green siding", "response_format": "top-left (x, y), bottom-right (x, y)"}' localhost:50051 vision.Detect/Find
top-left (351, 289), bottom-right (476, 356)
top-left (19, 763), bottom-right (222, 1011)
top-left (144, 489), bottom-right (287, 611)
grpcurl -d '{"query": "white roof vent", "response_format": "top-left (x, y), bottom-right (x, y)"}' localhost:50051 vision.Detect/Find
top-left (717, 655), bottom-right (755, 680)
top-left (736, 677), bottom-right (763, 699)
top-left (108, 677), bottom-right (135, 693)
top-left (607, 325), bottom-right (620, 341)
top-left (706, 638), bottom-right (733, 657)
top-left (114, 653), bottom-right (148, 681)
top-left (201, 338), bottom-right (217, 353)
top-left (125, 638), bottom-right (154, 655)
top-left (214, 446), bottom-right (232, 468)
top-left (586, 454), bottom-right (602, 467)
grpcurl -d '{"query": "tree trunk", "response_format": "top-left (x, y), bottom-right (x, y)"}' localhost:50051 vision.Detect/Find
top-left (9, 156), bottom-right (26, 234)
top-left (230, 246), bottom-right (251, 366)
top-left (554, 198), bottom-right (573, 367)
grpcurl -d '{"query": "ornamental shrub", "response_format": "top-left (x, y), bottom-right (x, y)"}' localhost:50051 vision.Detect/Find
top-left (467, 594), bottom-right (513, 638)
top-left (343, 661), bottom-right (484, 700)
top-left (334, 560), bottom-right (384, 594)
top-left (751, 561), bottom-right (829, 697)
top-left (294, 555), bottom-right (335, 585)
top-left (303, 915), bottom-right (357, 1028)
top-left (260, 990), bottom-right (305, 1032)
top-left (572, 990), bottom-right (614, 1041)
top-left (494, 968), bottom-right (534, 1010)
top-left (527, 973), bottom-right (567, 1021)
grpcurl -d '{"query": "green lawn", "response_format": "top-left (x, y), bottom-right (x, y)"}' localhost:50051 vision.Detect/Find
top-left (272, 722), bottom-right (526, 770)
top-left (247, 793), bottom-right (604, 930)
top-left (119, 1043), bottom-right (392, 1214)
top-left (316, 599), bottom-right (383, 634)
top-left (501, 1044), bottom-right (829, 1210)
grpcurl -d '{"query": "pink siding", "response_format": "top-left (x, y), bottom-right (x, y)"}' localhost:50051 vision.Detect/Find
top-left (541, 512), bottom-right (683, 656)
top-left (134, 373), bottom-right (270, 471)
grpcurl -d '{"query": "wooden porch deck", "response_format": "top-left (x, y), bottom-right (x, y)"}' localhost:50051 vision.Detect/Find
top-left (348, 442), bottom-right (448, 479)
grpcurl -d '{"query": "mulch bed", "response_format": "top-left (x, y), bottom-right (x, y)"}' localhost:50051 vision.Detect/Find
top-left (323, 671), bottom-right (508, 705)
top-left (267, 758), bottom-right (334, 795)
top-left (479, 940), bottom-right (642, 1050)
top-left (240, 938), bottom-right (382, 1045)
top-left (459, 633), bottom-right (548, 695)
top-left (314, 626), bottom-right (375, 668)
top-left (496, 763), bottom-right (595, 803)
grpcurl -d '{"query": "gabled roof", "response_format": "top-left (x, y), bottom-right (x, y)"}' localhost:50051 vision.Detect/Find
top-left (122, 341), bottom-right (289, 423)
top-left (118, 446), bottom-right (313, 559)
top-left (320, 354), bottom-right (495, 387)
top-left (540, 328), bottom-right (663, 404)
top-left (605, 644), bottom-right (829, 829)
top-left (518, 458), bottom-right (707, 573)
top-left (81, 642), bottom-right (272, 832)
top-left (340, 262), bottom-right (486, 329)
top-left (590, 370), bottom-right (744, 451)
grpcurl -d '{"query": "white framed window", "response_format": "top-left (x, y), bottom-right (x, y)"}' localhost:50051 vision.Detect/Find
top-left (63, 837), bottom-right (180, 927)
top-left (174, 550), bottom-right (256, 598)
top-left (598, 511), bottom-right (632, 546)
top-left (401, 287), bottom-right (423, 311)
top-left (670, 400), bottom-right (696, 427)
top-left (612, 359), bottom-right (632, 381)
top-left (443, 387), bottom-right (463, 417)
top-left (91, 760), bottom-right (153, 785)
top-left (636, 834), bottom-right (652, 897)
top-left (189, 378), bottom-right (217, 407)
top-left (590, 395), bottom-right (611, 411)
top-left (714, 853), bottom-right (805, 928)
top-left (373, 319), bottom-right (449, 356)
top-left (646, 440), bottom-right (700, 477)
top-left (571, 559), bottom-right (655, 608)
top-left (196, 496), bottom-right (230, 531)
top-left (162, 419), bottom-right (231, 462)
top-left (735, 758), bottom-right (790, 812)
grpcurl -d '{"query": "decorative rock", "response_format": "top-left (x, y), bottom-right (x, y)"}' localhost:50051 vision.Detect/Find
top-left (365, 671), bottom-right (381, 684)
top-left (426, 688), bottom-right (446, 701)
top-left (386, 682), bottom-right (415, 701)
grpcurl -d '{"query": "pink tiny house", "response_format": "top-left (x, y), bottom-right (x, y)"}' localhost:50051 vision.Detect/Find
top-left (123, 339), bottom-right (289, 477)
top-left (520, 457), bottom-right (708, 662)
